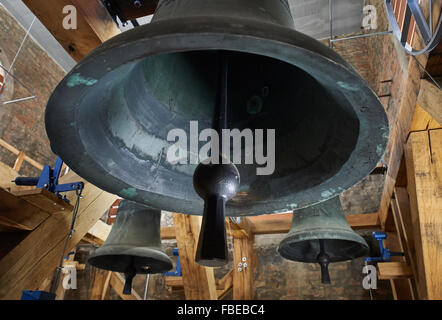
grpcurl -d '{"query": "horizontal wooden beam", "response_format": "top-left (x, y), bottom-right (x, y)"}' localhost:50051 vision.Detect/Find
top-left (0, 188), bottom-right (49, 232)
top-left (378, 262), bottom-right (413, 280)
top-left (22, 0), bottom-right (120, 61)
top-left (249, 212), bottom-right (380, 235)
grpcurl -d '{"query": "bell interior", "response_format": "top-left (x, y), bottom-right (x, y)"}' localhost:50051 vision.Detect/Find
top-left (88, 254), bottom-right (172, 274)
top-left (279, 238), bottom-right (368, 263)
top-left (78, 49), bottom-right (359, 210)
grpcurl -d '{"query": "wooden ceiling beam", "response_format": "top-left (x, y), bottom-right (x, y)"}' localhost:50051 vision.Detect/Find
top-left (22, 0), bottom-right (121, 62)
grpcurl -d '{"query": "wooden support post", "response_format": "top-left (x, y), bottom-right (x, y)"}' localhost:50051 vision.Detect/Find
top-left (232, 234), bottom-right (255, 300)
top-left (89, 268), bottom-right (111, 300)
top-left (172, 214), bottom-right (217, 300)
top-left (22, 0), bottom-right (121, 61)
top-left (405, 129), bottom-right (442, 299)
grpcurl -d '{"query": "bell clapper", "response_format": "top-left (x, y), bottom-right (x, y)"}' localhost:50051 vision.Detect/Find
top-left (194, 52), bottom-right (240, 267)
top-left (317, 239), bottom-right (331, 284)
top-left (123, 259), bottom-right (137, 295)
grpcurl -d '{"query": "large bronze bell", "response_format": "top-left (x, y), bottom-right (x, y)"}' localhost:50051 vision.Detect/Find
top-left (45, 0), bottom-right (389, 216)
top-left (88, 200), bottom-right (172, 294)
top-left (277, 196), bottom-right (368, 284)
top-left (47, 0), bottom-right (388, 266)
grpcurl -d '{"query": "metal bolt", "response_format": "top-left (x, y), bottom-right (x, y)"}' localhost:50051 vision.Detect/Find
top-left (53, 202), bottom-right (57, 206)
top-left (134, 0), bottom-right (142, 7)
top-left (243, 263), bottom-right (248, 268)
top-left (242, 257), bottom-right (247, 262)
top-left (238, 267), bottom-right (242, 272)
top-left (238, 262), bottom-right (242, 267)
top-left (61, 207), bottom-right (65, 211)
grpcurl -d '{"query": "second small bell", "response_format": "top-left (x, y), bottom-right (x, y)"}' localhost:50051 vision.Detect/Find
top-left (88, 200), bottom-right (173, 294)
top-left (277, 196), bottom-right (368, 284)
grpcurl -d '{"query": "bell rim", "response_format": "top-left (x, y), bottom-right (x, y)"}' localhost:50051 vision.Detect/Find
top-left (277, 229), bottom-right (369, 263)
top-left (88, 246), bottom-right (173, 274)
top-left (46, 16), bottom-right (389, 216)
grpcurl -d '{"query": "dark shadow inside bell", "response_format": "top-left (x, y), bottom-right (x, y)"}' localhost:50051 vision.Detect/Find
top-left (77, 49), bottom-right (359, 208)
top-left (88, 254), bottom-right (173, 274)
top-left (280, 238), bottom-right (368, 263)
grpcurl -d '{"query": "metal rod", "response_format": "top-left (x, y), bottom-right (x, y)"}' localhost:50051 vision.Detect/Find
top-left (413, 55), bottom-right (441, 90)
top-left (329, 0), bottom-right (333, 48)
top-left (2, 96), bottom-right (37, 105)
top-left (143, 273), bottom-right (150, 300)
top-left (4, 16), bottom-right (36, 84)
top-left (0, 63), bottom-right (39, 101)
top-left (328, 31), bottom-right (393, 42)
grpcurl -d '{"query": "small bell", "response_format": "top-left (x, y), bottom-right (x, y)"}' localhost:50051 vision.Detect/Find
top-left (88, 200), bottom-right (173, 294)
top-left (277, 196), bottom-right (368, 283)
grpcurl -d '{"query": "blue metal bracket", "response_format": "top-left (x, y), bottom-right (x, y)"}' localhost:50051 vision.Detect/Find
top-left (13, 156), bottom-right (83, 203)
top-left (365, 232), bottom-right (404, 262)
top-left (163, 248), bottom-right (182, 276)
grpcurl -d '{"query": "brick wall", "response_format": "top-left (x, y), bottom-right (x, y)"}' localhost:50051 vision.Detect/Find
top-left (0, 6), bottom-right (64, 176)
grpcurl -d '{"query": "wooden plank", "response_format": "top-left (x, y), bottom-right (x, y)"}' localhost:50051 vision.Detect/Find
top-left (378, 0), bottom-right (441, 228)
top-left (0, 139), bottom-right (43, 171)
top-left (390, 198), bottom-right (418, 299)
top-left (22, 0), bottom-right (120, 61)
top-left (13, 152), bottom-right (25, 172)
top-left (89, 268), bottom-right (111, 300)
top-left (227, 217), bottom-right (252, 238)
top-left (109, 272), bottom-right (141, 300)
top-left (232, 235), bottom-right (255, 300)
top-left (416, 79), bottom-right (442, 125)
top-left (216, 270), bottom-right (233, 300)
top-left (392, 187), bottom-right (420, 298)
top-left (172, 214), bottom-right (217, 300)
top-left (249, 212), bottom-right (380, 235)
top-left (378, 262), bottom-right (413, 280)
top-left (11, 188), bottom-right (73, 215)
top-left (405, 129), bottom-right (442, 299)
top-left (410, 105), bottom-right (442, 132)
top-left (0, 171), bottom-right (118, 299)
top-left (161, 226), bottom-right (176, 240)
top-left (0, 188), bottom-right (49, 232)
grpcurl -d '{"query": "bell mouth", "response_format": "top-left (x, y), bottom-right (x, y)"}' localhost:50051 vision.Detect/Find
top-left (277, 235), bottom-right (369, 263)
top-left (46, 16), bottom-right (389, 216)
top-left (88, 248), bottom-right (173, 274)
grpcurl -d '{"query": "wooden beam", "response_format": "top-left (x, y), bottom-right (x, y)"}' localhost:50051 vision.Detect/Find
top-left (0, 171), bottom-right (117, 299)
top-left (377, 262), bottom-right (413, 280)
top-left (405, 129), bottom-right (442, 299)
top-left (392, 187), bottom-right (419, 298)
top-left (232, 235), bottom-right (255, 300)
top-left (11, 188), bottom-right (73, 215)
top-left (0, 188), bottom-right (49, 232)
top-left (172, 214), bottom-right (217, 300)
top-left (22, 0), bottom-right (120, 62)
top-left (109, 272), bottom-right (141, 300)
top-left (227, 217), bottom-right (252, 238)
top-left (416, 79), bottom-right (442, 125)
top-left (249, 212), bottom-right (380, 235)
top-left (378, 4), bottom-right (441, 228)
top-left (216, 270), bottom-right (233, 300)
top-left (164, 270), bottom-right (233, 299)
top-left (410, 105), bottom-right (442, 132)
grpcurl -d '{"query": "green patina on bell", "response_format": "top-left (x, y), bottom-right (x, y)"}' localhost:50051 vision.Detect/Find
top-left (45, 0), bottom-right (389, 216)
top-left (88, 200), bottom-right (172, 294)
